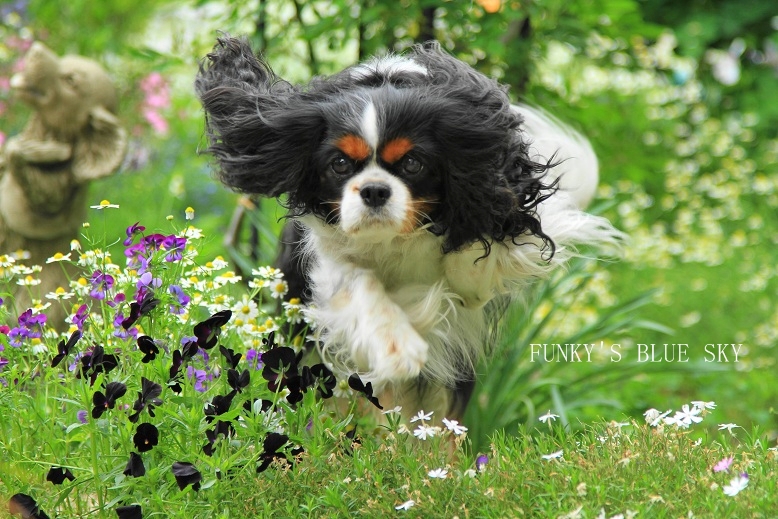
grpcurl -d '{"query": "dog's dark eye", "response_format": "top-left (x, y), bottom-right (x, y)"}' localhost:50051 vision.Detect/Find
top-left (400, 156), bottom-right (423, 175)
top-left (330, 156), bottom-right (352, 175)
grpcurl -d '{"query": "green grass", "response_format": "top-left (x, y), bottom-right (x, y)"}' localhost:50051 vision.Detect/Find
top-left (2, 403), bottom-right (774, 518)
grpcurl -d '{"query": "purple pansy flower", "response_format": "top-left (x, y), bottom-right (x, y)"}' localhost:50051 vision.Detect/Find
top-left (246, 348), bottom-right (263, 370)
top-left (89, 270), bottom-right (114, 300)
top-left (123, 222), bottom-right (146, 246)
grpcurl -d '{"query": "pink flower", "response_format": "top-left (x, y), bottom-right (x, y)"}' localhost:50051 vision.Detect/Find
top-left (0, 131), bottom-right (5, 148)
top-left (713, 456), bottom-right (733, 473)
top-left (143, 108), bottom-right (169, 135)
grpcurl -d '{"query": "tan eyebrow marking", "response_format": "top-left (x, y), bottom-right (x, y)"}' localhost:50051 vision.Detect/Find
top-left (336, 134), bottom-right (371, 161)
top-left (380, 137), bottom-right (414, 164)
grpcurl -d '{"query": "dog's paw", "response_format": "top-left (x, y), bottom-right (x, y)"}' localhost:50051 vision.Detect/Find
top-left (370, 321), bottom-right (428, 382)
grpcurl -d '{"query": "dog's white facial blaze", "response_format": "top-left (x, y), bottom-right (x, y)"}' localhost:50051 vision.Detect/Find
top-left (360, 102), bottom-right (379, 150)
top-left (339, 168), bottom-right (412, 237)
top-left (350, 56), bottom-right (429, 82)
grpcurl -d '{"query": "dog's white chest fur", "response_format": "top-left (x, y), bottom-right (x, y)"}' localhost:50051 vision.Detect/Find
top-left (301, 217), bottom-right (493, 392)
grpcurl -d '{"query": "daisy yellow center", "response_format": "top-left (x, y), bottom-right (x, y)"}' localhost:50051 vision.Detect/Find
top-left (99, 200), bottom-right (111, 206)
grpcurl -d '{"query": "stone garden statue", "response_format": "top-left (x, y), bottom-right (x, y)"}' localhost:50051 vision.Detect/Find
top-left (0, 42), bottom-right (127, 326)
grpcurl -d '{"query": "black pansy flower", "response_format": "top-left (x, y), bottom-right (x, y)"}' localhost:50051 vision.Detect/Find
top-left (261, 346), bottom-right (300, 392)
top-left (133, 423), bottom-right (159, 452)
top-left (226, 368), bottom-right (250, 393)
top-left (193, 309), bottom-right (232, 350)
top-left (123, 452), bottom-right (145, 478)
top-left (9, 493), bottom-right (50, 519)
top-left (129, 377), bottom-right (162, 423)
top-left (51, 330), bottom-right (81, 367)
top-left (257, 432), bottom-right (290, 473)
top-left (115, 504), bottom-right (142, 519)
top-left (121, 291), bottom-right (160, 330)
top-left (46, 466), bottom-right (75, 485)
top-left (172, 461), bottom-right (202, 491)
top-left (76, 345), bottom-right (119, 386)
top-left (181, 337), bottom-right (199, 359)
top-left (204, 392), bottom-right (236, 438)
top-left (167, 350), bottom-right (184, 394)
top-left (136, 336), bottom-right (159, 363)
top-left (92, 381), bottom-right (127, 419)
top-left (348, 373), bottom-right (383, 410)
top-left (309, 364), bottom-right (336, 399)
top-left (219, 345), bottom-right (242, 369)
top-left (202, 427), bottom-right (218, 457)
top-left (168, 350), bottom-right (183, 379)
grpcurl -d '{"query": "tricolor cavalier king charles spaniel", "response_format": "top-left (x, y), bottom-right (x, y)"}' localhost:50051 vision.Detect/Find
top-left (196, 36), bottom-right (620, 422)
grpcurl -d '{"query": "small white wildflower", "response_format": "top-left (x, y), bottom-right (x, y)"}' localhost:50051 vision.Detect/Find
top-left (333, 379), bottom-right (352, 399)
top-left (395, 500), bottom-right (415, 510)
top-left (282, 298), bottom-right (303, 324)
top-left (381, 406), bottom-right (403, 415)
top-left (11, 249), bottom-right (31, 260)
top-left (251, 266), bottom-right (283, 279)
top-left (46, 252), bottom-right (71, 263)
top-left (442, 417), bottom-right (468, 435)
top-left (209, 256), bottom-right (230, 270)
top-left (691, 400), bottom-right (716, 411)
top-left (644, 408), bottom-right (672, 427)
top-left (269, 279), bottom-right (289, 299)
top-left (17, 275), bottom-right (41, 286)
top-left (428, 468), bottom-right (448, 479)
top-left (722, 474), bottom-right (749, 496)
top-left (542, 449), bottom-right (564, 461)
top-left (718, 423), bottom-right (742, 434)
top-left (90, 199), bottom-right (119, 209)
top-left (248, 278), bottom-right (268, 290)
top-left (413, 424), bottom-right (438, 441)
top-left (45, 287), bottom-right (74, 300)
top-left (463, 469), bottom-right (477, 478)
top-left (214, 271), bottom-right (242, 286)
top-left (410, 409), bottom-right (433, 423)
top-left (672, 404), bottom-right (703, 427)
top-left (539, 410), bottom-right (560, 423)
top-left (185, 206), bottom-right (195, 220)
top-left (233, 296), bottom-right (259, 322)
top-left (182, 226), bottom-right (204, 239)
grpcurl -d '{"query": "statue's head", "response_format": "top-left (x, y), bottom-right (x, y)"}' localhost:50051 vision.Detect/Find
top-left (10, 42), bottom-right (118, 134)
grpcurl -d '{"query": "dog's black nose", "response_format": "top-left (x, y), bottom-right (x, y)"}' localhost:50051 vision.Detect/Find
top-left (360, 183), bottom-right (392, 208)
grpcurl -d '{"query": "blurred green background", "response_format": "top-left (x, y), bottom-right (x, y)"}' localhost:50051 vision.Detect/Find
top-left (2, 0), bottom-right (777, 446)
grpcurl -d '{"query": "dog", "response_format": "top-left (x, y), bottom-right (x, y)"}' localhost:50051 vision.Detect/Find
top-left (195, 36), bottom-right (620, 422)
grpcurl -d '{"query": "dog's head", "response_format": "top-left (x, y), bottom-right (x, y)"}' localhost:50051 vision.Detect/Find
top-left (196, 36), bottom-right (555, 254)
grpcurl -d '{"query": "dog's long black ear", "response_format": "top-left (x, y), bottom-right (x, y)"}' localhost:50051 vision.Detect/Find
top-left (411, 43), bottom-right (556, 257)
top-left (195, 36), bottom-right (324, 201)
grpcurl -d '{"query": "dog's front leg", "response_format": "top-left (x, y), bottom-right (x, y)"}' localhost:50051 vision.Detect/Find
top-left (308, 257), bottom-right (428, 385)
